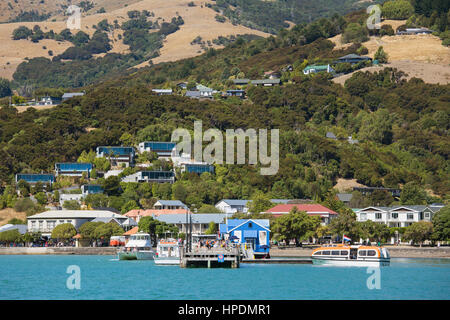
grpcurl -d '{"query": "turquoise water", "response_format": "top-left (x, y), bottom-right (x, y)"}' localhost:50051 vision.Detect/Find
top-left (0, 256), bottom-right (449, 300)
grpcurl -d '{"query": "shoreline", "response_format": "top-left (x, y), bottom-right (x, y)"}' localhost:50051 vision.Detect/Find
top-left (1, 246), bottom-right (450, 258)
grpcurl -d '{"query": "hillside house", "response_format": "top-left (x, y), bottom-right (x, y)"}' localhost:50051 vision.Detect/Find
top-left (62, 92), bottom-right (85, 101)
top-left (303, 64), bottom-right (334, 75)
top-left (81, 184), bottom-right (103, 196)
top-left (121, 171), bottom-right (175, 183)
top-left (215, 199), bottom-right (249, 214)
top-left (251, 79), bottom-right (281, 86)
top-left (152, 89), bottom-right (173, 95)
top-left (155, 213), bottom-right (227, 235)
top-left (38, 96), bottom-right (61, 106)
top-left (352, 187), bottom-right (401, 198)
top-left (154, 200), bottom-right (188, 210)
top-left (397, 28), bottom-right (433, 35)
top-left (232, 79), bottom-right (250, 86)
top-left (225, 89), bottom-right (246, 98)
top-left (138, 141), bottom-right (177, 158)
top-left (335, 54), bottom-right (372, 64)
top-left (96, 146), bottom-right (135, 167)
top-left (54, 162), bottom-right (92, 177)
top-left (15, 173), bottom-right (55, 185)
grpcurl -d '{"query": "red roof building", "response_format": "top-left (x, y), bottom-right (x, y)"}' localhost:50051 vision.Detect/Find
top-left (265, 204), bottom-right (338, 225)
top-left (124, 209), bottom-right (191, 222)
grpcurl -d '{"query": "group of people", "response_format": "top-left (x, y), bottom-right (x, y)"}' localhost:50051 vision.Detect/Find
top-left (195, 239), bottom-right (233, 250)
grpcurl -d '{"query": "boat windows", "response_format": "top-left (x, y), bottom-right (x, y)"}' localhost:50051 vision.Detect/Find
top-left (313, 251), bottom-right (322, 255)
top-left (322, 251), bottom-right (330, 255)
top-left (340, 251), bottom-right (348, 255)
top-left (367, 250), bottom-right (377, 256)
top-left (359, 250), bottom-right (367, 256)
top-left (331, 250), bottom-right (340, 255)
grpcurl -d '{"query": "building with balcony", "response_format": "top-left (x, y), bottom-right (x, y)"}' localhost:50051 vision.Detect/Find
top-left (138, 141), bottom-right (177, 158)
top-left (96, 146), bottom-right (135, 167)
top-left (55, 162), bottom-right (92, 177)
top-left (355, 205), bottom-right (443, 228)
top-left (121, 171), bottom-right (175, 183)
top-left (27, 210), bottom-right (128, 237)
top-left (81, 184), bottom-right (104, 196)
top-left (15, 173), bottom-right (55, 185)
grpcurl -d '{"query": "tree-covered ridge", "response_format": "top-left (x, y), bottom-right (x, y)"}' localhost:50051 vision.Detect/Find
top-left (0, 65), bottom-right (448, 203)
top-left (12, 11), bottom-right (184, 88)
top-left (209, 0), bottom-right (384, 34)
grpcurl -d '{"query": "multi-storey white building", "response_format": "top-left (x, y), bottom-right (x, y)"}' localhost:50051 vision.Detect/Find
top-left (355, 205), bottom-right (443, 228)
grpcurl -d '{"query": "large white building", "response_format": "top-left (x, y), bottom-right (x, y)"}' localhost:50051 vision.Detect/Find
top-left (355, 205), bottom-right (444, 228)
top-left (27, 210), bottom-right (129, 237)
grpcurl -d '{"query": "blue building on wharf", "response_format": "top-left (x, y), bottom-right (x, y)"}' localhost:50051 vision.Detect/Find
top-left (219, 219), bottom-right (270, 259)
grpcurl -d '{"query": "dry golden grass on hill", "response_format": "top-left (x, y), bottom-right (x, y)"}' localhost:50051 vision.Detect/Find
top-left (0, 0), bottom-right (268, 79)
top-left (0, 209), bottom-right (27, 227)
top-left (330, 20), bottom-right (450, 85)
top-left (333, 178), bottom-right (367, 193)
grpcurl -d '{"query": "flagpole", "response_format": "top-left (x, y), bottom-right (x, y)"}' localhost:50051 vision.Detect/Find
top-left (342, 233), bottom-right (344, 245)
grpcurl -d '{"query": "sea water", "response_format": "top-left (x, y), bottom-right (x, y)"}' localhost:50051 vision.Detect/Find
top-left (0, 256), bottom-right (449, 300)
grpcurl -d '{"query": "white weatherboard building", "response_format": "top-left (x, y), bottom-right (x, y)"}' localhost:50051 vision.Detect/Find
top-left (355, 205), bottom-right (443, 228)
top-left (27, 210), bottom-right (128, 237)
top-left (215, 199), bottom-right (249, 214)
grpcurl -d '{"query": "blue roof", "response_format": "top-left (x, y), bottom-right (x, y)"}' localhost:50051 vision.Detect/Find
top-left (16, 174), bottom-right (55, 183)
top-left (55, 163), bottom-right (92, 171)
top-left (219, 199), bottom-right (249, 206)
top-left (141, 171), bottom-right (174, 179)
top-left (97, 146), bottom-right (135, 156)
top-left (185, 164), bottom-right (215, 174)
top-left (143, 142), bottom-right (176, 151)
top-left (221, 219), bottom-right (271, 234)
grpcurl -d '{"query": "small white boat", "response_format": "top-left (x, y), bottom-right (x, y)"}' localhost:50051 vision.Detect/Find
top-left (117, 232), bottom-right (154, 260)
top-left (311, 244), bottom-right (390, 267)
top-left (154, 239), bottom-right (181, 265)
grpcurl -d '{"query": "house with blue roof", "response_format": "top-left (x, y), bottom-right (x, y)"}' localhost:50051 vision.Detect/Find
top-left (96, 146), bottom-right (135, 167)
top-left (55, 162), bottom-right (92, 177)
top-left (15, 173), bottom-right (55, 185)
top-left (81, 184), bottom-right (104, 196)
top-left (138, 141), bottom-right (177, 158)
top-left (219, 219), bottom-right (270, 258)
top-left (121, 171), bottom-right (175, 183)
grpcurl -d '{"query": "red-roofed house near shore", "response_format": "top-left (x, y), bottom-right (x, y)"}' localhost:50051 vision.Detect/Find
top-left (124, 209), bottom-right (191, 223)
top-left (265, 204), bottom-right (338, 225)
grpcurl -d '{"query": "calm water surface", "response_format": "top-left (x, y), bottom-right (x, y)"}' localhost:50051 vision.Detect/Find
top-left (0, 255), bottom-right (449, 300)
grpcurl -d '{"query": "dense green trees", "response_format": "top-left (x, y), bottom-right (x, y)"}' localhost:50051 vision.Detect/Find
top-left (382, 0), bottom-right (415, 20)
top-left (271, 208), bottom-right (321, 244)
top-left (51, 223), bottom-right (77, 240)
top-left (0, 78), bottom-right (12, 98)
top-left (403, 221), bottom-right (433, 246)
top-left (432, 206), bottom-right (450, 242)
top-left (342, 23), bottom-right (369, 43)
top-left (374, 46), bottom-right (388, 63)
top-left (138, 216), bottom-right (179, 244)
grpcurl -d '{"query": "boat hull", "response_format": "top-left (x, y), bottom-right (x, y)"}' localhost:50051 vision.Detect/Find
top-left (154, 257), bottom-right (180, 265)
top-left (312, 257), bottom-right (390, 267)
top-left (118, 250), bottom-right (154, 260)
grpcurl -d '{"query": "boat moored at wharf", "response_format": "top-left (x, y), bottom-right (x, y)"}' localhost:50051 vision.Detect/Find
top-left (311, 244), bottom-right (390, 267)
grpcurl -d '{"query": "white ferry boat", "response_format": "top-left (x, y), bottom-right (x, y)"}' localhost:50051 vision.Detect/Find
top-left (117, 232), bottom-right (154, 260)
top-left (154, 239), bottom-right (181, 265)
top-left (311, 244), bottom-right (390, 267)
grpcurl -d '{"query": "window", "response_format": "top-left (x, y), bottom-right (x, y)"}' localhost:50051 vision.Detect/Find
top-left (47, 221), bottom-right (56, 229)
top-left (360, 213), bottom-right (367, 220)
top-left (331, 251), bottom-right (340, 255)
top-left (425, 213), bottom-right (429, 218)
top-left (375, 213), bottom-right (382, 220)
top-left (367, 250), bottom-right (377, 256)
top-left (313, 251), bottom-right (322, 255)
top-left (407, 214), bottom-right (414, 220)
top-left (31, 221), bottom-right (36, 229)
top-left (59, 220), bottom-right (64, 224)
top-left (340, 251), bottom-right (348, 256)
top-left (359, 250), bottom-right (367, 256)
top-left (322, 251), bottom-right (330, 255)
top-left (39, 221), bottom-right (43, 230)
top-left (391, 213), bottom-right (398, 219)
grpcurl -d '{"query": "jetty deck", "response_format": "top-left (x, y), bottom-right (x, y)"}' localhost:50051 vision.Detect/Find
top-left (242, 258), bottom-right (312, 264)
top-left (180, 246), bottom-right (240, 268)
